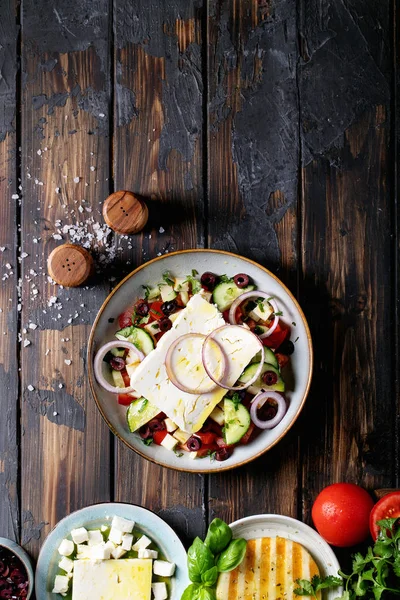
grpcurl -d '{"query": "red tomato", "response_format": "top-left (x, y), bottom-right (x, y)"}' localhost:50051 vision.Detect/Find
top-left (121, 369), bottom-right (131, 387)
top-left (195, 443), bottom-right (218, 457)
top-left (262, 321), bottom-right (289, 348)
top-left (118, 309), bottom-right (133, 328)
top-left (240, 422), bottom-right (256, 444)
top-left (153, 430), bottom-right (168, 445)
top-left (118, 394), bottom-right (134, 406)
top-left (195, 432), bottom-right (217, 445)
top-left (312, 483), bottom-right (374, 547)
top-left (222, 310), bottom-right (230, 322)
top-left (369, 492), bottom-right (400, 540)
top-left (275, 353), bottom-right (290, 369)
top-left (149, 301), bottom-right (164, 321)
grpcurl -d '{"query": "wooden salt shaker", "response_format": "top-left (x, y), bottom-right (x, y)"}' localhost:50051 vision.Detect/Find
top-left (102, 190), bottom-right (148, 235)
top-left (47, 243), bottom-right (94, 287)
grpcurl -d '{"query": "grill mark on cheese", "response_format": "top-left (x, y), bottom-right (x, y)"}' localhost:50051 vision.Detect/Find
top-left (242, 537), bottom-right (256, 599)
top-left (276, 536), bottom-right (286, 598)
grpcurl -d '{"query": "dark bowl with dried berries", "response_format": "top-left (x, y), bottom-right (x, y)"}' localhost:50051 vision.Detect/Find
top-left (0, 538), bottom-right (33, 599)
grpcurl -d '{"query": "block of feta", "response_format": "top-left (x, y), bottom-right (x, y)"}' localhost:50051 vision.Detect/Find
top-left (153, 559), bottom-right (176, 577)
top-left (52, 574), bottom-right (69, 594)
top-left (111, 545), bottom-right (126, 560)
top-left (209, 405), bottom-right (224, 426)
top-left (173, 429), bottom-right (191, 444)
top-left (72, 559), bottom-right (152, 600)
top-left (90, 541), bottom-right (111, 560)
top-left (248, 299), bottom-right (274, 322)
top-left (58, 538), bottom-right (74, 556)
top-left (59, 556), bottom-right (74, 573)
top-left (88, 530), bottom-right (104, 546)
top-left (132, 535), bottom-right (152, 551)
top-left (164, 418), bottom-right (178, 433)
top-left (121, 533), bottom-right (134, 551)
top-left (108, 526), bottom-right (123, 545)
top-left (173, 277), bottom-right (189, 292)
top-left (138, 548), bottom-right (158, 559)
top-left (71, 527), bottom-right (89, 544)
top-left (160, 433), bottom-right (178, 451)
top-left (111, 515), bottom-right (135, 533)
top-left (152, 581), bottom-right (168, 600)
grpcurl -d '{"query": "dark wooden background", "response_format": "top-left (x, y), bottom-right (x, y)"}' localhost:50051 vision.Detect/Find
top-left (0, 0), bottom-right (398, 583)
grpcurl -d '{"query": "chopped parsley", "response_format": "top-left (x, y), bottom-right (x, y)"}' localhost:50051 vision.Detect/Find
top-left (142, 285), bottom-right (151, 300)
top-left (162, 271), bottom-right (175, 286)
top-left (143, 438), bottom-right (153, 446)
top-left (191, 269), bottom-right (198, 276)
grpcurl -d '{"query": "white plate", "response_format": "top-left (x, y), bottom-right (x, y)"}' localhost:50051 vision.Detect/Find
top-left (35, 503), bottom-right (189, 599)
top-left (88, 249), bottom-right (313, 473)
top-left (230, 514), bottom-right (343, 599)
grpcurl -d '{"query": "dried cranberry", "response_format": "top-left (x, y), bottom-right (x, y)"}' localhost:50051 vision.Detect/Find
top-left (148, 419), bottom-right (166, 432)
top-left (187, 436), bottom-right (202, 451)
top-left (233, 273), bottom-right (251, 288)
top-left (139, 425), bottom-right (152, 440)
top-left (136, 301), bottom-right (149, 317)
top-left (161, 300), bottom-right (177, 316)
top-left (110, 356), bottom-right (125, 371)
top-left (0, 588), bottom-right (13, 599)
top-left (261, 370), bottom-right (278, 386)
top-left (216, 447), bottom-right (233, 461)
top-left (200, 272), bottom-right (218, 291)
top-left (159, 317), bottom-right (172, 332)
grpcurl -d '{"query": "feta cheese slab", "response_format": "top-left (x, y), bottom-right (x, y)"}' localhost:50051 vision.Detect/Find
top-left (138, 548), bottom-right (158, 559)
top-left (58, 538), bottom-right (75, 556)
top-left (130, 295), bottom-right (259, 432)
top-left (111, 515), bottom-right (135, 533)
top-left (153, 559), bottom-right (175, 577)
top-left (152, 582), bottom-right (168, 600)
top-left (132, 535), bottom-right (152, 551)
top-left (52, 574), bottom-right (70, 594)
top-left (71, 527), bottom-right (89, 544)
top-left (72, 559), bottom-right (152, 600)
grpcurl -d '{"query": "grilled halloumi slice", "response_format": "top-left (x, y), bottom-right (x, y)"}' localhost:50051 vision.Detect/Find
top-left (216, 536), bottom-right (321, 600)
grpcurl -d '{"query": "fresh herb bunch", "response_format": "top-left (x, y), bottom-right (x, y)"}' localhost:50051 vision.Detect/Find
top-left (294, 518), bottom-right (400, 600)
top-left (181, 518), bottom-right (247, 600)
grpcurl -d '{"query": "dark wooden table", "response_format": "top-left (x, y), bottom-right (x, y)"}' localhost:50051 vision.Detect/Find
top-left (0, 0), bottom-right (398, 586)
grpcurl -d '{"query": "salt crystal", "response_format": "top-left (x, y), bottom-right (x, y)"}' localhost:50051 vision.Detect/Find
top-left (59, 383), bottom-right (63, 389)
top-left (45, 349), bottom-right (50, 356)
top-left (73, 177), bottom-right (80, 183)
top-left (99, 113), bottom-right (105, 118)
top-left (90, 166), bottom-right (96, 171)
top-left (37, 149), bottom-right (42, 155)
top-left (53, 234), bottom-right (62, 240)
top-left (64, 359), bottom-right (72, 365)
top-left (33, 238), bottom-right (39, 243)
top-left (21, 252), bottom-right (28, 258)
top-left (27, 385), bottom-right (34, 391)
top-left (17, 304), bottom-right (21, 311)
top-left (29, 323), bottom-right (38, 330)
top-left (23, 339), bottom-right (30, 347)
top-left (5, 263), bottom-right (11, 269)
top-left (12, 194), bottom-right (19, 200)
top-left (0, 247), bottom-right (5, 252)
top-left (53, 411), bottom-right (58, 416)
top-left (55, 187), bottom-right (60, 193)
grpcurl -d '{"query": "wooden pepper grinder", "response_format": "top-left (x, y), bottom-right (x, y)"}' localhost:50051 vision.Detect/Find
top-left (47, 243), bottom-right (94, 287)
top-left (102, 190), bottom-right (148, 235)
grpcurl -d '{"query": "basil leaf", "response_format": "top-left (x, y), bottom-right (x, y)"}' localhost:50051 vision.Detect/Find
top-left (201, 566), bottom-right (218, 587)
top-left (187, 537), bottom-right (215, 583)
top-left (204, 518), bottom-right (232, 554)
top-left (181, 583), bottom-right (201, 600)
top-left (197, 587), bottom-right (217, 600)
top-left (216, 538), bottom-right (247, 573)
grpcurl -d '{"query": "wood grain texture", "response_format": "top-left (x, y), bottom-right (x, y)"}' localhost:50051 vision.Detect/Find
top-left (207, 0), bottom-right (300, 523)
top-left (20, 0), bottom-right (112, 558)
top-left (113, 0), bottom-right (206, 544)
top-left (0, 0), bottom-right (19, 542)
top-left (299, 0), bottom-right (396, 525)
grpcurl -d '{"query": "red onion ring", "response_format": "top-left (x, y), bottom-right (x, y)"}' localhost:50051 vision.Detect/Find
top-left (94, 340), bottom-right (144, 394)
top-left (250, 390), bottom-right (287, 429)
top-left (165, 333), bottom-right (226, 394)
top-left (228, 291), bottom-right (280, 339)
top-left (202, 325), bottom-right (265, 391)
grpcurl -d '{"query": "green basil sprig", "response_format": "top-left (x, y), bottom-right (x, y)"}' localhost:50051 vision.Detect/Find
top-left (181, 518), bottom-right (247, 600)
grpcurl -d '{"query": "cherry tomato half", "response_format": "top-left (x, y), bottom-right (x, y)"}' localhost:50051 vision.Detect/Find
top-left (121, 369), bottom-right (131, 387)
top-left (195, 432), bottom-right (217, 445)
top-left (262, 321), bottom-right (289, 349)
top-left (369, 491), bottom-right (400, 540)
top-left (153, 430), bottom-right (168, 445)
top-left (312, 483), bottom-right (374, 547)
top-left (149, 301), bottom-right (164, 321)
top-left (118, 394), bottom-right (134, 406)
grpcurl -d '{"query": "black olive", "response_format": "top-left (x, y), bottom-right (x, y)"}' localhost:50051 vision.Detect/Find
top-left (161, 299), bottom-right (177, 316)
top-left (215, 447), bottom-right (233, 461)
top-left (148, 419), bottom-right (166, 432)
top-left (110, 357), bottom-right (125, 371)
top-left (159, 317), bottom-right (172, 332)
top-left (276, 339), bottom-right (295, 355)
top-left (261, 370), bottom-right (278, 386)
top-left (139, 425), bottom-right (152, 439)
top-left (187, 436), bottom-right (202, 451)
top-left (233, 273), bottom-right (251, 288)
top-left (200, 272), bottom-right (218, 291)
top-left (136, 301), bottom-right (149, 317)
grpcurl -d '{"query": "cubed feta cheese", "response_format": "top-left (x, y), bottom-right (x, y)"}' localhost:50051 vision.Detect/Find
top-left (105, 540), bottom-right (117, 553)
top-left (152, 581), bottom-right (168, 600)
top-left (173, 429), bottom-right (191, 444)
top-left (209, 405), bottom-right (224, 426)
top-left (138, 549), bottom-right (158, 560)
top-left (160, 284), bottom-right (177, 302)
top-left (58, 538), bottom-right (75, 556)
top-left (179, 291), bottom-right (189, 306)
top-left (52, 575), bottom-right (70, 594)
top-left (164, 418), bottom-right (178, 433)
top-left (88, 530), bottom-right (104, 546)
top-left (189, 451), bottom-right (198, 460)
top-left (132, 535), bottom-right (152, 551)
top-left (173, 277), bottom-right (189, 292)
top-left (199, 289), bottom-right (212, 302)
top-left (121, 533), bottom-right (134, 551)
top-left (111, 545), bottom-right (127, 559)
top-left (100, 525), bottom-right (108, 532)
top-left (77, 544), bottom-right (92, 559)
top-left (153, 560), bottom-right (175, 577)
top-left (71, 527), bottom-right (89, 544)
top-left (160, 433), bottom-right (178, 451)
top-left (111, 515), bottom-right (135, 533)
top-left (248, 300), bottom-right (274, 322)
top-left (90, 542), bottom-right (111, 560)
top-left (108, 526), bottom-right (123, 545)
top-left (59, 556), bottom-right (74, 573)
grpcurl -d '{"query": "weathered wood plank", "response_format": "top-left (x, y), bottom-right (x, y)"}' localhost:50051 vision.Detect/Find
top-left (207, 0), bottom-right (301, 523)
top-left (0, 0), bottom-right (20, 542)
top-left (299, 0), bottom-right (396, 525)
top-left (113, 0), bottom-right (206, 543)
top-left (20, 0), bottom-right (112, 557)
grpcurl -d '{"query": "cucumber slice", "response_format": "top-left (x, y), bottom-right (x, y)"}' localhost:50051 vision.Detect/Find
top-left (110, 347), bottom-right (125, 358)
top-left (147, 286), bottom-right (161, 301)
top-left (115, 326), bottom-right (155, 356)
top-left (111, 370), bottom-right (125, 388)
top-left (126, 397), bottom-right (159, 432)
top-left (223, 398), bottom-right (251, 444)
top-left (212, 281), bottom-right (255, 312)
top-left (238, 363), bottom-right (285, 394)
top-left (250, 347), bottom-right (279, 369)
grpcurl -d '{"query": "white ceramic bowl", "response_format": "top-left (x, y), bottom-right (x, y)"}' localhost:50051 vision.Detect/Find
top-left (88, 249), bottom-right (313, 473)
top-left (229, 514), bottom-right (342, 599)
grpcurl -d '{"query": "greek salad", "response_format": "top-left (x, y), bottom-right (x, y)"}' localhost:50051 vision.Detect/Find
top-left (52, 515), bottom-right (175, 600)
top-left (94, 270), bottom-right (295, 462)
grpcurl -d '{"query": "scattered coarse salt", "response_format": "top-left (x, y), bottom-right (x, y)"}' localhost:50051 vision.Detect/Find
top-left (29, 323), bottom-right (38, 330)
top-left (53, 234), bottom-right (62, 240)
top-left (73, 177), bottom-right (80, 183)
top-left (64, 359), bottom-right (72, 365)
top-left (0, 247), bottom-right (5, 252)
top-left (12, 194), bottom-right (19, 200)
top-left (59, 383), bottom-right (63, 389)
top-left (33, 238), bottom-right (39, 243)
top-left (48, 296), bottom-right (57, 307)
top-left (99, 113), bottom-right (105, 118)
top-left (90, 166), bottom-right (96, 171)
top-left (21, 252), bottom-right (28, 258)
top-left (27, 385), bottom-right (34, 391)
top-left (23, 339), bottom-right (31, 347)
top-left (149, 234), bottom-right (152, 239)
top-left (37, 149), bottom-right (42, 155)
top-left (55, 187), bottom-right (60, 194)
top-left (159, 227), bottom-right (165, 233)
top-left (53, 411), bottom-right (58, 416)
top-left (45, 349), bottom-right (50, 356)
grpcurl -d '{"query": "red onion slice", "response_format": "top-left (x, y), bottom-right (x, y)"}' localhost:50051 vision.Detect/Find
top-left (202, 325), bottom-right (265, 391)
top-left (94, 340), bottom-right (144, 394)
top-left (165, 333), bottom-right (226, 394)
top-left (250, 390), bottom-right (287, 429)
top-left (228, 291), bottom-right (280, 339)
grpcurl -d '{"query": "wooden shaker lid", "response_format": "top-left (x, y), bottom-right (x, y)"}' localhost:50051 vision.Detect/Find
top-left (102, 190), bottom-right (148, 234)
top-left (47, 243), bottom-right (94, 287)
